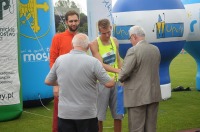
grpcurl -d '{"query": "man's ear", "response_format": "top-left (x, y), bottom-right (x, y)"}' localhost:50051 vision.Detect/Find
top-left (65, 20), bottom-right (70, 25)
top-left (86, 45), bottom-right (90, 51)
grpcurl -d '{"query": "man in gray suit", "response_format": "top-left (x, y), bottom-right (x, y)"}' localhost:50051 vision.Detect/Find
top-left (119, 25), bottom-right (162, 132)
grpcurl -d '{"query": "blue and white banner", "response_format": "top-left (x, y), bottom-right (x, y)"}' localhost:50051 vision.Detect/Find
top-left (0, 0), bottom-right (20, 105)
top-left (113, 10), bottom-right (189, 44)
top-left (87, 0), bottom-right (112, 41)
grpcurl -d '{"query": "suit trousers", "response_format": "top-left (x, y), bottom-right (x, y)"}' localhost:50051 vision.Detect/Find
top-left (127, 102), bottom-right (159, 132)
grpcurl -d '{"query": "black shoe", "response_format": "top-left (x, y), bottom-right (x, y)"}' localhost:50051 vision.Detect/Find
top-left (172, 86), bottom-right (185, 92)
top-left (184, 87), bottom-right (191, 91)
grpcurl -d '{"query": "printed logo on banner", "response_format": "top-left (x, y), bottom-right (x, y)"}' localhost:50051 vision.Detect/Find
top-left (19, 0), bottom-right (51, 62)
top-left (0, 0), bottom-right (15, 41)
top-left (187, 6), bottom-right (200, 39)
top-left (113, 25), bottom-right (133, 40)
top-left (0, 0), bottom-right (14, 20)
top-left (152, 13), bottom-right (184, 39)
top-left (19, 0), bottom-right (49, 33)
top-left (113, 13), bottom-right (184, 41)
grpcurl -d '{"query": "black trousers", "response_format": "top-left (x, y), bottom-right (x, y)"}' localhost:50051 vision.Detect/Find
top-left (58, 117), bottom-right (98, 132)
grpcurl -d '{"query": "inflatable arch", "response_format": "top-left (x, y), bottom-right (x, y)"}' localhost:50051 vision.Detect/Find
top-left (112, 0), bottom-right (189, 99)
top-left (181, 0), bottom-right (200, 91)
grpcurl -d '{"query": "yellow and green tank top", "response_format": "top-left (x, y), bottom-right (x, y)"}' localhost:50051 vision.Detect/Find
top-left (97, 37), bottom-right (118, 79)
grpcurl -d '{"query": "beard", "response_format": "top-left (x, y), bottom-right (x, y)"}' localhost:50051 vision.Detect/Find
top-left (68, 25), bottom-right (79, 32)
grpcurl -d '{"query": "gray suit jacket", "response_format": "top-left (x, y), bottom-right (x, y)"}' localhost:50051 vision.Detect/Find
top-left (119, 40), bottom-right (162, 107)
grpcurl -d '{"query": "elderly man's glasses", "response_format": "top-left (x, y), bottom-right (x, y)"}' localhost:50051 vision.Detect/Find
top-left (129, 34), bottom-right (136, 40)
top-left (129, 34), bottom-right (133, 40)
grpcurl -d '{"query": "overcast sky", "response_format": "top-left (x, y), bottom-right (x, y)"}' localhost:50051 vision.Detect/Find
top-left (53, 0), bottom-right (117, 15)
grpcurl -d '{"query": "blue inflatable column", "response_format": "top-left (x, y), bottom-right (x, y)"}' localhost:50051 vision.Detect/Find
top-left (112, 0), bottom-right (189, 99)
top-left (19, 0), bottom-right (55, 106)
top-left (181, 0), bottom-right (200, 91)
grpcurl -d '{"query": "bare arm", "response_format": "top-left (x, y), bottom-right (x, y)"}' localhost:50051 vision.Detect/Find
top-left (49, 35), bottom-right (60, 96)
top-left (45, 79), bottom-right (58, 86)
top-left (104, 78), bottom-right (115, 88)
top-left (113, 37), bottom-right (122, 69)
top-left (89, 40), bottom-right (120, 73)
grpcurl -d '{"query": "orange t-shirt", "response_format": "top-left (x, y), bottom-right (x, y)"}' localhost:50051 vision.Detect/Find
top-left (49, 30), bottom-right (75, 68)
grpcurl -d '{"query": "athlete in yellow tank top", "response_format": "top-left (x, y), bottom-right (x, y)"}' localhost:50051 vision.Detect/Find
top-left (89, 18), bottom-right (122, 132)
top-left (97, 37), bottom-right (119, 80)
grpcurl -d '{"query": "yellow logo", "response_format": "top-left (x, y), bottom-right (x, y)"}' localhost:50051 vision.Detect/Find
top-left (19, 0), bottom-right (49, 33)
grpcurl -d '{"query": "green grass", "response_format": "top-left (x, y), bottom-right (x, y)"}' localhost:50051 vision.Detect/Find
top-left (170, 53), bottom-right (197, 89)
top-left (0, 53), bottom-right (200, 132)
top-left (0, 104), bottom-right (53, 132)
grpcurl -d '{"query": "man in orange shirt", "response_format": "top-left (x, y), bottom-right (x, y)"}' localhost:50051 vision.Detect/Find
top-left (49, 10), bottom-right (80, 132)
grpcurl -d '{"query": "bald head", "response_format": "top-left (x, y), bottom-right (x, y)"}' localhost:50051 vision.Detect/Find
top-left (72, 33), bottom-right (90, 50)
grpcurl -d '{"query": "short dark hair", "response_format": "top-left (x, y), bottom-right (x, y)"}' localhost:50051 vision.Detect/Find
top-left (98, 18), bottom-right (111, 30)
top-left (65, 10), bottom-right (79, 21)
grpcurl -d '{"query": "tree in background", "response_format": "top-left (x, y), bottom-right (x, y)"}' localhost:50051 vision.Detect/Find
top-left (79, 13), bottom-right (88, 34)
top-left (54, 0), bottom-right (88, 34)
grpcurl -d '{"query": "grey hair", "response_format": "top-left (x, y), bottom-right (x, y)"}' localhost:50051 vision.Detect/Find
top-left (72, 33), bottom-right (90, 49)
top-left (129, 25), bottom-right (145, 37)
